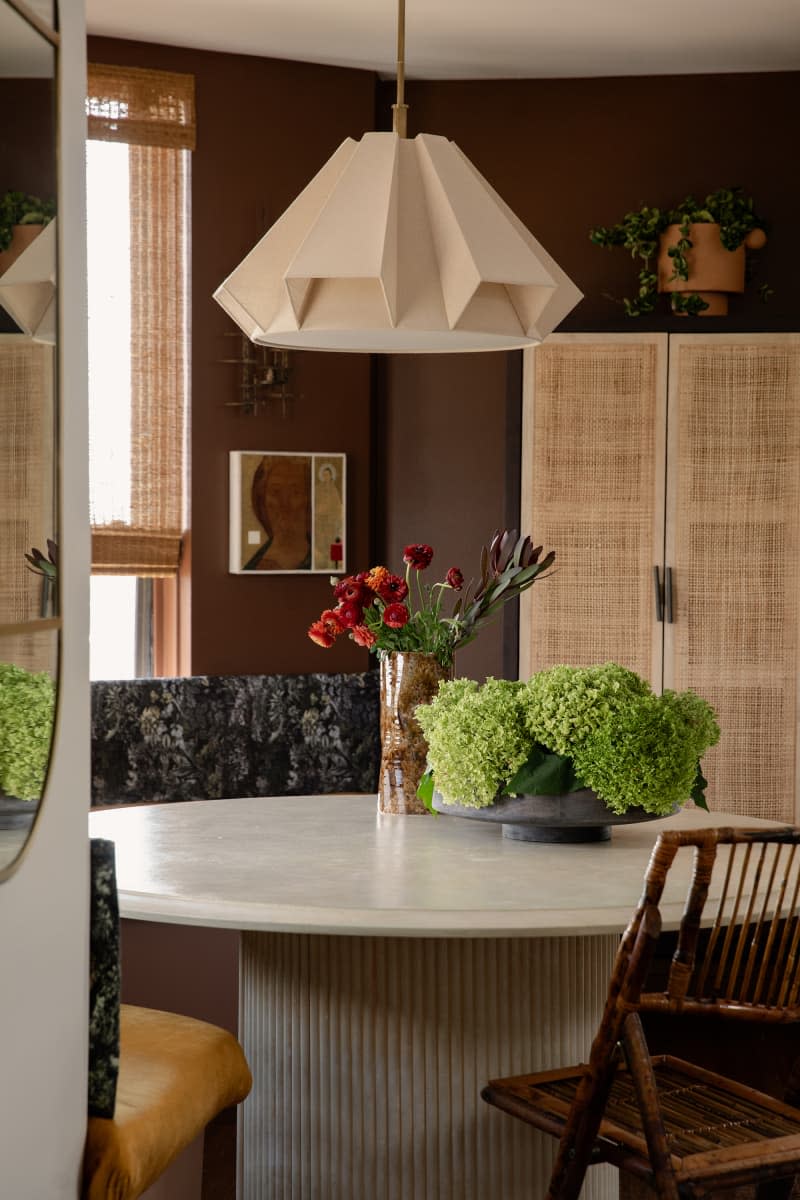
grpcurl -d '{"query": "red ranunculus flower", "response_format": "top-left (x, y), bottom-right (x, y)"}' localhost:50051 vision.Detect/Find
top-left (403, 543), bottom-right (434, 570)
top-left (333, 576), bottom-right (367, 604)
top-left (308, 619), bottom-right (336, 648)
top-left (383, 602), bottom-right (410, 629)
top-left (309, 530), bottom-right (555, 666)
top-left (336, 601), bottom-right (364, 629)
top-left (377, 573), bottom-right (409, 603)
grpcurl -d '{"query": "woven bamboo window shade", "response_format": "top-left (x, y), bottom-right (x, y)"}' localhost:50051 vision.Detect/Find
top-left (87, 64), bottom-right (194, 576)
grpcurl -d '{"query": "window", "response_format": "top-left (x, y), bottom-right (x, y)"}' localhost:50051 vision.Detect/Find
top-left (86, 64), bottom-right (194, 679)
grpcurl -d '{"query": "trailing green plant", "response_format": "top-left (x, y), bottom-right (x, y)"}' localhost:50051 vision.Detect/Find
top-left (590, 187), bottom-right (767, 317)
top-left (0, 190), bottom-right (56, 253)
top-left (0, 662), bottom-right (56, 801)
top-left (416, 662), bottom-right (719, 817)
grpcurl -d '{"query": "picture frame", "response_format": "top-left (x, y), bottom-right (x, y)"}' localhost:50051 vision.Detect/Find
top-left (229, 450), bottom-right (346, 574)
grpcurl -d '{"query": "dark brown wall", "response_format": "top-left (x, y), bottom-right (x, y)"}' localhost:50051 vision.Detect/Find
top-left (84, 43), bottom-right (800, 680)
top-left (0, 77), bottom-right (56, 335)
top-left (378, 72), bottom-right (799, 330)
top-left (377, 71), bottom-right (800, 679)
top-left (89, 36), bottom-right (376, 675)
top-left (0, 79), bottom-right (55, 198)
top-left (375, 352), bottom-right (522, 683)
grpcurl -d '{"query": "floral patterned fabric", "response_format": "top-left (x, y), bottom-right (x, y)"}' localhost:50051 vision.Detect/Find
top-left (90, 672), bottom-right (380, 806)
top-left (89, 837), bottom-right (120, 1117)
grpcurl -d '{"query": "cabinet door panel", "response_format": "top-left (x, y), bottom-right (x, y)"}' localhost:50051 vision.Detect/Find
top-left (665, 336), bottom-right (800, 823)
top-left (520, 335), bottom-right (666, 688)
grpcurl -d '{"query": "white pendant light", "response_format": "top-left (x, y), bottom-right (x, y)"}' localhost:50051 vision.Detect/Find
top-left (213, 3), bottom-right (581, 353)
top-left (0, 217), bottom-right (56, 344)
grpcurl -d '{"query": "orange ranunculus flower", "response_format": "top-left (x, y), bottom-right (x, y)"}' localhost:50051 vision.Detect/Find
top-left (308, 619), bottom-right (336, 648)
top-left (383, 602), bottom-right (410, 629)
top-left (352, 624), bottom-right (377, 648)
top-left (365, 565), bottom-right (389, 592)
top-left (319, 609), bottom-right (344, 635)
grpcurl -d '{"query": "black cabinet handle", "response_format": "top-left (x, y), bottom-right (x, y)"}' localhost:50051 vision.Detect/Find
top-left (665, 566), bottom-right (674, 624)
top-left (653, 565), bottom-right (664, 623)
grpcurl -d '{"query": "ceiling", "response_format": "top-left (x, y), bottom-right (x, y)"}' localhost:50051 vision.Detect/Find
top-left (84, 0), bottom-right (800, 80)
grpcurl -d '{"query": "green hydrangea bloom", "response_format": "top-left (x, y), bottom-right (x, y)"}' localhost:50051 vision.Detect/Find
top-left (574, 689), bottom-right (720, 815)
top-left (520, 663), bottom-right (653, 756)
top-left (0, 662), bottom-right (55, 801)
top-left (415, 676), bottom-right (528, 807)
top-left (417, 662), bottom-right (720, 816)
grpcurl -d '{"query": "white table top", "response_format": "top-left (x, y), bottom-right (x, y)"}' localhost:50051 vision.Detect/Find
top-left (88, 795), bottom-right (784, 938)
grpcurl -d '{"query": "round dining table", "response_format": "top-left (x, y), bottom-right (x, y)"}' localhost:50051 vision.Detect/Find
top-left (89, 794), bottom-right (780, 1200)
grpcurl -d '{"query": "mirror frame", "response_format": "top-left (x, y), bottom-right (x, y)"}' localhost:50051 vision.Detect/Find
top-left (0, 0), bottom-right (60, 883)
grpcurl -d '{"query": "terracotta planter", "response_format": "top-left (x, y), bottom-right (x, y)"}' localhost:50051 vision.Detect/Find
top-left (657, 222), bottom-right (745, 316)
top-left (378, 651), bottom-right (452, 815)
top-left (0, 223), bottom-right (46, 276)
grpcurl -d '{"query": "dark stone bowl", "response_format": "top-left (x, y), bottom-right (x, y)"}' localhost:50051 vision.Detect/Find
top-left (0, 793), bottom-right (38, 831)
top-left (431, 788), bottom-right (674, 843)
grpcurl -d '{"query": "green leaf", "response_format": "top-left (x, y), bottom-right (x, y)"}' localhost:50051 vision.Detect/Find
top-left (504, 746), bottom-right (585, 796)
top-left (417, 769), bottom-right (437, 814)
top-left (690, 762), bottom-right (710, 811)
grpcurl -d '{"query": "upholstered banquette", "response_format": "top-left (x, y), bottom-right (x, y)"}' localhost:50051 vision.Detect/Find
top-left (90, 672), bottom-right (380, 806)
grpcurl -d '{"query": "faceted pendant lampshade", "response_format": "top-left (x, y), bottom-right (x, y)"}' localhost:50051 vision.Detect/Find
top-left (0, 218), bottom-right (56, 344)
top-left (214, 132), bottom-right (582, 353)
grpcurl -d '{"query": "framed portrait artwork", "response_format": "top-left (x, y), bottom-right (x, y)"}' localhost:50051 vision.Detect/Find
top-left (229, 450), bottom-right (346, 574)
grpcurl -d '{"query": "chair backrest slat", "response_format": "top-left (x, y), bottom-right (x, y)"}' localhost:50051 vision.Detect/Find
top-left (694, 841), bottom-right (736, 995)
top-left (765, 848), bottom-right (800, 1006)
top-left (736, 842), bottom-right (777, 1001)
top-left (751, 843), bottom-right (793, 1004)
top-left (638, 827), bottom-right (800, 1022)
top-left (785, 929), bottom-right (800, 1008)
top-left (721, 842), bottom-right (762, 1000)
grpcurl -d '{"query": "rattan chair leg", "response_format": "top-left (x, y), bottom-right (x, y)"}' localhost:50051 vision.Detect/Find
top-left (621, 1013), bottom-right (680, 1200)
top-left (546, 1059), bottom-right (622, 1200)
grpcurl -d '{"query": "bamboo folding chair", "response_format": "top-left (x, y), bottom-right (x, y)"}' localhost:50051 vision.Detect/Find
top-left (482, 827), bottom-right (800, 1200)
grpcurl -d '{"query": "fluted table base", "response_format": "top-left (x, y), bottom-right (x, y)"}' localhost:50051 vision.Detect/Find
top-left (240, 932), bottom-right (618, 1200)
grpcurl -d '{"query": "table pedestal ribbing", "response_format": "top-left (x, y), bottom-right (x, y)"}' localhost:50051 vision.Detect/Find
top-left (240, 931), bottom-right (618, 1200)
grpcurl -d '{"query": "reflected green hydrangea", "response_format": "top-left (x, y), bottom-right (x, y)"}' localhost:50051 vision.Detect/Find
top-left (0, 662), bottom-right (55, 801)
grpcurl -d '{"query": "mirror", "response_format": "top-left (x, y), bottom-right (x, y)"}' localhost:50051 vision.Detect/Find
top-left (0, 0), bottom-right (59, 880)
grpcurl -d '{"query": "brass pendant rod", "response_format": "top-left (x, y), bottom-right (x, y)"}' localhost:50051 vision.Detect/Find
top-left (392, 0), bottom-right (408, 137)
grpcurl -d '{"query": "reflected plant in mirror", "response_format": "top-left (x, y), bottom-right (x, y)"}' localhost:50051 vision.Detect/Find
top-left (0, 0), bottom-right (59, 878)
top-left (25, 537), bottom-right (57, 616)
top-left (0, 661), bottom-right (55, 803)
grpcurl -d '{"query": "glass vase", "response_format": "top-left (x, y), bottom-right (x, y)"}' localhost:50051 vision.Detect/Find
top-left (378, 651), bottom-right (452, 815)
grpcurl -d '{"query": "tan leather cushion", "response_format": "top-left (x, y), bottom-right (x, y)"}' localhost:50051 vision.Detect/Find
top-left (83, 1004), bottom-right (252, 1200)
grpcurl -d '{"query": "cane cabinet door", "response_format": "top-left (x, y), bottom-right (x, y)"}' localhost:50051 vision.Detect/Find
top-left (520, 332), bottom-right (800, 823)
top-left (663, 335), bottom-right (800, 823)
top-left (520, 333), bottom-right (668, 688)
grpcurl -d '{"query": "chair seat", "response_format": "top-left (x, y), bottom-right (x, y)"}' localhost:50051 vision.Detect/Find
top-left (484, 1054), bottom-right (800, 1189)
top-left (83, 1004), bottom-right (252, 1200)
